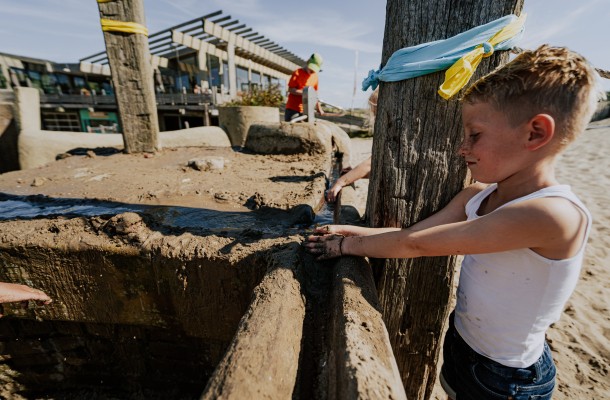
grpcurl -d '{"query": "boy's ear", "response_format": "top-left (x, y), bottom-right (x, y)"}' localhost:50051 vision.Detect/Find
top-left (525, 114), bottom-right (555, 151)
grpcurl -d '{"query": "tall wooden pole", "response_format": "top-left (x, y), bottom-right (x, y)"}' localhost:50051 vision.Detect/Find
top-left (97, 0), bottom-right (159, 153)
top-left (366, 1), bottom-right (523, 398)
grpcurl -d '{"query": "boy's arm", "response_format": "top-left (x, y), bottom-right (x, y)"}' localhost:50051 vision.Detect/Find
top-left (310, 183), bottom-right (484, 244)
top-left (0, 282), bottom-right (51, 305)
top-left (316, 101), bottom-right (324, 115)
top-left (309, 195), bottom-right (585, 260)
top-left (326, 157), bottom-right (372, 202)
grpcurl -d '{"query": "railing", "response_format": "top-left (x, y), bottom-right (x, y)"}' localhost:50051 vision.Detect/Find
top-left (40, 93), bottom-right (213, 107)
top-left (155, 93), bottom-right (213, 106)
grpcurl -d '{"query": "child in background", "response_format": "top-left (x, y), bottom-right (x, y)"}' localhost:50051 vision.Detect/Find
top-left (326, 88), bottom-right (378, 203)
top-left (284, 53), bottom-right (325, 122)
top-left (305, 45), bottom-right (602, 399)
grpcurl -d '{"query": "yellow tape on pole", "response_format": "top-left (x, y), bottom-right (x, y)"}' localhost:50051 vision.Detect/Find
top-left (100, 18), bottom-right (148, 36)
top-left (438, 13), bottom-right (527, 99)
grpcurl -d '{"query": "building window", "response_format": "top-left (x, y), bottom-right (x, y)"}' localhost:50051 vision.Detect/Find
top-left (207, 55), bottom-right (220, 91)
top-left (236, 66), bottom-right (249, 93)
top-left (222, 62), bottom-right (229, 93)
top-left (42, 111), bottom-right (81, 132)
top-left (251, 71), bottom-right (261, 87)
top-left (55, 74), bottom-right (72, 94)
top-left (40, 73), bottom-right (59, 94)
top-left (0, 69), bottom-right (7, 89)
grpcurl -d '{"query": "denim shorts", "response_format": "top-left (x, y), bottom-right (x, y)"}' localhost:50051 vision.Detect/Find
top-left (440, 313), bottom-right (556, 400)
top-left (284, 108), bottom-right (303, 122)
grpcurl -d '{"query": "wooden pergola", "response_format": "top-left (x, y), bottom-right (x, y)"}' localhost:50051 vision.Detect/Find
top-left (80, 10), bottom-right (306, 99)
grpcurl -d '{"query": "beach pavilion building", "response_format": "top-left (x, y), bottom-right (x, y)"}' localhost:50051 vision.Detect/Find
top-left (0, 10), bottom-right (305, 133)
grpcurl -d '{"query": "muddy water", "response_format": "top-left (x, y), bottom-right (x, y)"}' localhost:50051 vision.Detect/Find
top-left (0, 198), bottom-right (138, 219)
top-left (0, 193), bottom-right (302, 235)
top-left (0, 149), bottom-right (343, 230)
top-left (312, 153), bottom-right (343, 226)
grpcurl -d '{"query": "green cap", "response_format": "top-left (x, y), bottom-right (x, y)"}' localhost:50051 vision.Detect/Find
top-left (307, 53), bottom-right (323, 72)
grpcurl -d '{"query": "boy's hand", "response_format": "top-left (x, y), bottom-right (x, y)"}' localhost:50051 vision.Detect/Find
top-left (312, 224), bottom-right (363, 237)
top-left (325, 185), bottom-right (343, 203)
top-left (303, 234), bottom-right (344, 260)
top-left (312, 224), bottom-right (339, 235)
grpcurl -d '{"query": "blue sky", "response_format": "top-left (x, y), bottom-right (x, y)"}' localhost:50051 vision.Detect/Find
top-left (1, 0), bottom-right (608, 108)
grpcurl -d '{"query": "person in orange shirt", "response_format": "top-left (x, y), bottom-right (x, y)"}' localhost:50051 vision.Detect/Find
top-left (284, 53), bottom-right (325, 122)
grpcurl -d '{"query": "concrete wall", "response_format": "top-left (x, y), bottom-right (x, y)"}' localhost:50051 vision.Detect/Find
top-left (217, 106), bottom-right (280, 147)
top-left (11, 87), bottom-right (231, 170)
top-left (0, 102), bottom-right (19, 173)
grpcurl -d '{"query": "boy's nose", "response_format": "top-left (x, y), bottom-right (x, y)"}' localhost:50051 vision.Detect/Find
top-left (457, 141), bottom-right (469, 156)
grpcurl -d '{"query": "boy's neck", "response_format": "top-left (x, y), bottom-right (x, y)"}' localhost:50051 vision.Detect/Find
top-left (489, 159), bottom-right (560, 210)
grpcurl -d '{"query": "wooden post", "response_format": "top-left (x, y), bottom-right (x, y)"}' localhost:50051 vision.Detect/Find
top-left (366, 1), bottom-right (524, 398)
top-left (227, 41), bottom-right (237, 98)
top-left (302, 86), bottom-right (316, 123)
top-left (203, 104), bottom-right (210, 126)
top-left (96, 0), bottom-right (159, 153)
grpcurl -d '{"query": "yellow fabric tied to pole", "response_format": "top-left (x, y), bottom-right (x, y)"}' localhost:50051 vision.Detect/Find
top-left (438, 13), bottom-right (527, 100)
top-left (97, 0), bottom-right (115, 3)
top-left (100, 18), bottom-right (149, 36)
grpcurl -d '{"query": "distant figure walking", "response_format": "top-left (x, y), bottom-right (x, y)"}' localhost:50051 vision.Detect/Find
top-left (284, 53), bottom-right (325, 122)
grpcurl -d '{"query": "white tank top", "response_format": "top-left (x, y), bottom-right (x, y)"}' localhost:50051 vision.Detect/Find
top-left (454, 184), bottom-right (591, 368)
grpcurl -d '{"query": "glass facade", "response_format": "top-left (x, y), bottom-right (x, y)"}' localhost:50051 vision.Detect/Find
top-left (207, 55), bottom-right (221, 90)
top-left (236, 66), bottom-right (249, 92)
top-left (251, 71), bottom-right (261, 89)
top-left (222, 62), bottom-right (229, 93)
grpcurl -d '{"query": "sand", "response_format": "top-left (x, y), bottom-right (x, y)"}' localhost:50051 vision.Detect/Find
top-left (347, 118), bottom-right (610, 399)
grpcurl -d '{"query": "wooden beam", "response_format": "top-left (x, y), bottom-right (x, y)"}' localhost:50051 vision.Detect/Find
top-left (203, 19), bottom-right (301, 72)
top-left (172, 30), bottom-right (290, 81)
top-left (97, 0), bottom-right (159, 153)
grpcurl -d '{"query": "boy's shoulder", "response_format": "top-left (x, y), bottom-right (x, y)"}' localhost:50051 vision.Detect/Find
top-left (457, 182), bottom-right (489, 203)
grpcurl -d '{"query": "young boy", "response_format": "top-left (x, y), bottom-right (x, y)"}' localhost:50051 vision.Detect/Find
top-left (284, 53), bottom-right (325, 122)
top-left (304, 45), bottom-right (602, 399)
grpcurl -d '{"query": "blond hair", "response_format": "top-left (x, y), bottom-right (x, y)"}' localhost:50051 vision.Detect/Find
top-left (462, 45), bottom-right (603, 148)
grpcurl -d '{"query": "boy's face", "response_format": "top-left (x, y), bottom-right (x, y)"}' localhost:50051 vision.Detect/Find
top-left (460, 101), bottom-right (530, 184)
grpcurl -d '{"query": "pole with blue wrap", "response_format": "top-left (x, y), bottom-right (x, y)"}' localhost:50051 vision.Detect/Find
top-left (364, 1), bottom-right (525, 399)
top-left (362, 13), bottom-right (526, 99)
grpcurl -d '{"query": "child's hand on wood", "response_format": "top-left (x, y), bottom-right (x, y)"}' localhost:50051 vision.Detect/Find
top-left (303, 234), bottom-right (344, 260)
